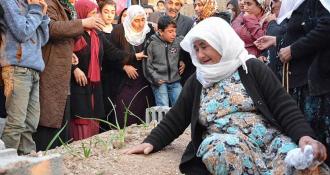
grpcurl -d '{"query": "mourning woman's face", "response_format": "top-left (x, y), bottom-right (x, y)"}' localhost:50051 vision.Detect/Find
top-left (193, 39), bottom-right (222, 65)
top-left (131, 15), bottom-right (146, 32)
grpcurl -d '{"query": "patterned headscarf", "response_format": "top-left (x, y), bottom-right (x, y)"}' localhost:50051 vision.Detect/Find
top-left (59, 0), bottom-right (77, 19)
top-left (195, 0), bottom-right (218, 21)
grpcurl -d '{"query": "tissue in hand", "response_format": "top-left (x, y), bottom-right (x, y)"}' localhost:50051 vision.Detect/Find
top-left (284, 145), bottom-right (314, 170)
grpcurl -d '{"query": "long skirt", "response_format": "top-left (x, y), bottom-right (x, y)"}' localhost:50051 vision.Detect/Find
top-left (290, 85), bottom-right (330, 166)
top-left (196, 112), bottom-right (327, 175)
top-left (111, 76), bottom-right (154, 129)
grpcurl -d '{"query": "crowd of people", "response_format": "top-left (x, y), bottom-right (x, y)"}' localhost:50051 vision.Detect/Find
top-left (0, 0), bottom-right (330, 174)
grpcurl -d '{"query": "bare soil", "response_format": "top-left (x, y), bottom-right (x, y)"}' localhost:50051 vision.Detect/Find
top-left (47, 123), bottom-right (191, 175)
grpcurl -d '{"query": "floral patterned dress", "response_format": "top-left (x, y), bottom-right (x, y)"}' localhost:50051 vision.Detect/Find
top-left (196, 71), bottom-right (299, 175)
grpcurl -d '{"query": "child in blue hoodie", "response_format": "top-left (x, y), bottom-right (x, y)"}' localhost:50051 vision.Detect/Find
top-left (0, 0), bottom-right (49, 154)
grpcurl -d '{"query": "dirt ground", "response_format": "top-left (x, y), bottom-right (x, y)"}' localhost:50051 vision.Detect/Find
top-left (47, 123), bottom-right (191, 175)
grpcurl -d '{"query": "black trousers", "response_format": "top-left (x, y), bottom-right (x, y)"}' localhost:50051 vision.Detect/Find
top-left (33, 96), bottom-right (71, 151)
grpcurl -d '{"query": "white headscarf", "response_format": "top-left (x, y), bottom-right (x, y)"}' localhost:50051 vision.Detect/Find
top-left (123, 5), bottom-right (151, 46)
top-left (277, 0), bottom-right (330, 24)
top-left (320, 0), bottom-right (330, 13)
top-left (180, 17), bottom-right (255, 88)
top-left (276, 0), bottom-right (304, 24)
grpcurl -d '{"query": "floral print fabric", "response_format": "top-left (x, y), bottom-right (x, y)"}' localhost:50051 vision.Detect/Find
top-left (197, 71), bottom-right (299, 175)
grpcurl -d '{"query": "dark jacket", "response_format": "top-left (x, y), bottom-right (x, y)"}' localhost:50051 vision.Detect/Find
top-left (71, 31), bottom-right (128, 119)
top-left (277, 0), bottom-right (330, 95)
top-left (149, 12), bottom-right (194, 37)
top-left (143, 33), bottom-right (184, 85)
top-left (144, 58), bottom-right (316, 174)
top-left (104, 24), bottom-right (154, 100)
top-left (264, 19), bottom-right (288, 80)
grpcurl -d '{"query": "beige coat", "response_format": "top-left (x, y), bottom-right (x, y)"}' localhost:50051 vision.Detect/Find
top-left (39, 0), bottom-right (84, 128)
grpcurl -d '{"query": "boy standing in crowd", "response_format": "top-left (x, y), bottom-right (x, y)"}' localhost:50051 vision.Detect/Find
top-left (143, 16), bottom-right (184, 107)
top-left (0, 0), bottom-right (49, 154)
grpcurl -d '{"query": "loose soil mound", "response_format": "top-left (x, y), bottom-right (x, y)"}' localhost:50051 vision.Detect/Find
top-left (47, 124), bottom-right (191, 175)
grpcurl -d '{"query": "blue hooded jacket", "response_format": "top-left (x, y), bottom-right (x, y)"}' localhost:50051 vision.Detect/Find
top-left (0, 0), bottom-right (49, 71)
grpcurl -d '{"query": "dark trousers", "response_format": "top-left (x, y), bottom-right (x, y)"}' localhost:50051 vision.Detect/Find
top-left (0, 85), bottom-right (6, 118)
top-left (33, 96), bottom-right (71, 151)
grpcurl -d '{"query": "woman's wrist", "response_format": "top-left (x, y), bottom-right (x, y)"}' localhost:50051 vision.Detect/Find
top-left (72, 65), bottom-right (78, 71)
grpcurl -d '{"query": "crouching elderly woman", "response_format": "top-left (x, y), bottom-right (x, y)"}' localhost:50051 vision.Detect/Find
top-left (123, 17), bottom-right (327, 175)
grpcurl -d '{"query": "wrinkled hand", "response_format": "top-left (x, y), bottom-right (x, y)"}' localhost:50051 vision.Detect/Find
top-left (135, 52), bottom-right (148, 61)
top-left (279, 46), bottom-right (292, 63)
top-left (82, 16), bottom-right (106, 31)
top-left (179, 61), bottom-right (185, 75)
top-left (39, 0), bottom-right (47, 15)
top-left (121, 143), bottom-right (154, 155)
top-left (299, 136), bottom-right (327, 162)
top-left (254, 36), bottom-right (276, 50)
top-left (72, 53), bottom-right (79, 65)
top-left (74, 68), bottom-right (88, 86)
top-left (123, 65), bottom-right (138, 79)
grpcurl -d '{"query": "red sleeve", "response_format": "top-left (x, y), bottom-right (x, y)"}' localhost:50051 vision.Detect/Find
top-left (242, 15), bottom-right (267, 40)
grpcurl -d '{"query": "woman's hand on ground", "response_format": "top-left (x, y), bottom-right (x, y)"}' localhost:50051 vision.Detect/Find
top-left (123, 65), bottom-right (139, 79)
top-left (122, 143), bottom-right (154, 155)
top-left (299, 136), bottom-right (327, 162)
top-left (74, 68), bottom-right (88, 86)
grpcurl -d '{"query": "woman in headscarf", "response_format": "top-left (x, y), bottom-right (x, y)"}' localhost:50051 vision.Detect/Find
top-left (122, 17), bottom-right (328, 174)
top-left (69, 0), bottom-right (127, 140)
top-left (255, 0), bottom-right (330, 165)
top-left (193, 0), bottom-right (231, 24)
top-left (106, 5), bottom-right (155, 128)
top-left (232, 0), bottom-right (271, 57)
